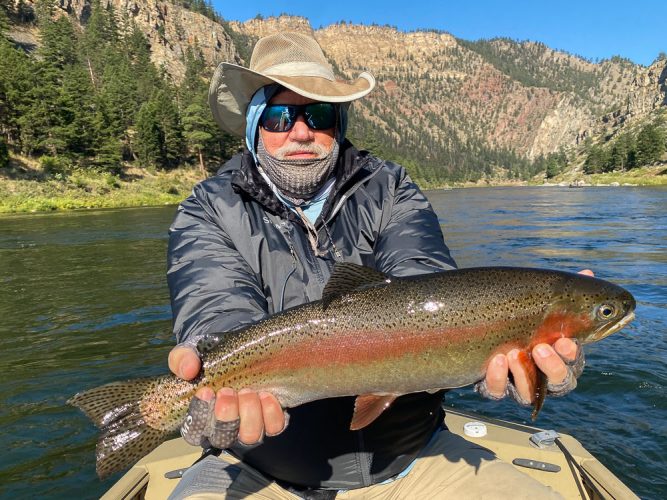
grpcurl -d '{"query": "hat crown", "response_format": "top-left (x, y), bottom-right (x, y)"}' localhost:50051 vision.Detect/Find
top-left (249, 32), bottom-right (336, 80)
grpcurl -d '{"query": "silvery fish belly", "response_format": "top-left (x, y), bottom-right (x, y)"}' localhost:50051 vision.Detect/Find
top-left (69, 263), bottom-right (636, 479)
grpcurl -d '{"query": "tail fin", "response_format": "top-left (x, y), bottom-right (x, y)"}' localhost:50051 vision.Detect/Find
top-left (69, 378), bottom-right (174, 479)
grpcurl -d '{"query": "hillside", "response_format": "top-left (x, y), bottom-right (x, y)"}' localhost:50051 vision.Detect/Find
top-left (1, 1), bottom-right (666, 192)
top-left (231, 17), bottom-right (666, 181)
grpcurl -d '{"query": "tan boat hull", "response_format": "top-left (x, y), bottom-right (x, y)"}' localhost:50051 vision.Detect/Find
top-left (102, 409), bottom-right (638, 500)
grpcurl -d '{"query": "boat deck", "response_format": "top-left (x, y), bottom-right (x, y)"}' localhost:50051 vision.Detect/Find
top-left (102, 408), bottom-right (638, 499)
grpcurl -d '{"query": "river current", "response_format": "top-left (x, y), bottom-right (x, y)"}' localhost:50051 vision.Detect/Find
top-left (0, 186), bottom-right (664, 498)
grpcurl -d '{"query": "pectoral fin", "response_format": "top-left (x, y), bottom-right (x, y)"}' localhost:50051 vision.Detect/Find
top-left (531, 370), bottom-right (548, 420)
top-left (350, 394), bottom-right (398, 431)
top-left (516, 350), bottom-right (548, 420)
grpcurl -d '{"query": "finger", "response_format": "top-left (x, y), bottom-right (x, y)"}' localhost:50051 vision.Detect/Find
top-left (208, 388), bottom-right (240, 449)
top-left (196, 387), bottom-right (215, 402)
top-left (237, 389), bottom-right (264, 445)
top-left (181, 393), bottom-right (214, 447)
top-left (533, 344), bottom-right (568, 385)
top-left (578, 269), bottom-right (594, 277)
top-left (168, 345), bottom-right (201, 380)
top-left (484, 354), bottom-right (509, 399)
top-left (507, 349), bottom-right (533, 403)
top-left (553, 338), bottom-right (578, 362)
top-left (259, 392), bottom-right (286, 436)
top-left (214, 388), bottom-right (239, 422)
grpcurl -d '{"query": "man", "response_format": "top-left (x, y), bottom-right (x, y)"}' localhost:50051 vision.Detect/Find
top-left (166, 32), bottom-right (583, 499)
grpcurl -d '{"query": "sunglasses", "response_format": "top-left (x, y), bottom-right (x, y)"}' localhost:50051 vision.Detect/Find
top-left (260, 103), bottom-right (337, 132)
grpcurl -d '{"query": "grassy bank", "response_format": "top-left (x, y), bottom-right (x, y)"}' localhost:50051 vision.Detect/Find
top-left (0, 157), bottom-right (203, 214)
top-left (537, 164), bottom-right (667, 187)
top-left (584, 165), bottom-right (667, 186)
top-left (2, 157), bottom-right (666, 214)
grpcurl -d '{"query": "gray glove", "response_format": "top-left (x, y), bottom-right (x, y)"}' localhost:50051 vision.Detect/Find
top-left (180, 396), bottom-right (241, 449)
top-left (546, 341), bottom-right (585, 397)
top-left (475, 344), bottom-right (586, 405)
top-left (180, 391), bottom-right (290, 449)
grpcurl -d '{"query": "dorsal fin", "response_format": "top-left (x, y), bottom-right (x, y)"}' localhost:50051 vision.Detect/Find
top-left (322, 263), bottom-right (391, 308)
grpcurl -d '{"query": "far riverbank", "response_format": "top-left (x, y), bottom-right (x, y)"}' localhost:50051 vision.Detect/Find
top-left (0, 158), bottom-right (203, 214)
top-left (1, 158), bottom-right (665, 214)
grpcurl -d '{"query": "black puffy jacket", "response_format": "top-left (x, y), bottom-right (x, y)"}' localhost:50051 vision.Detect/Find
top-left (167, 140), bottom-right (457, 490)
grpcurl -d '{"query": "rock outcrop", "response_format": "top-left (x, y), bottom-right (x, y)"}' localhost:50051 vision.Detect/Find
top-left (50, 0), bottom-right (240, 80)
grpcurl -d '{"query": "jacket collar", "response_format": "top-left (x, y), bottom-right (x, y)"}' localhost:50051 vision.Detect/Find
top-left (226, 140), bottom-right (378, 222)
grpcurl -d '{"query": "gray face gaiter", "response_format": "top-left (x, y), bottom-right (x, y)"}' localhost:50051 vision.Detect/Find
top-left (256, 134), bottom-right (340, 204)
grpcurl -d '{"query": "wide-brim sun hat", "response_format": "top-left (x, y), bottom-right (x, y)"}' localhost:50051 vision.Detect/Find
top-left (208, 32), bottom-right (376, 137)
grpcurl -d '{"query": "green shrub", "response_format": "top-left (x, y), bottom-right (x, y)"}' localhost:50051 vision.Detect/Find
top-left (39, 155), bottom-right (71, 175)
top-left (104, 173), bottom-right (121, 189)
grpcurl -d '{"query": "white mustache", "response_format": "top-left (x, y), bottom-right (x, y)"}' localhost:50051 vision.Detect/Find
top-left (273, 141), bottom-right (331, 159)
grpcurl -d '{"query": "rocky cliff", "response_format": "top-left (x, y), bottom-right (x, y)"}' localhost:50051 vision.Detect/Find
top-left (17, 0), bottom-right (241, 80)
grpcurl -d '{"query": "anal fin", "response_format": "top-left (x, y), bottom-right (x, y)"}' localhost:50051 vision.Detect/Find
top-left (350, 394), bottom-right (398, 431)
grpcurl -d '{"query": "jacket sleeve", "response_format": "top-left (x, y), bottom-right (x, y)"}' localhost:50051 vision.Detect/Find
top-left (167, 183), bottom-right (268, 346)
top-left (374, 165), bottom-right (457, 277)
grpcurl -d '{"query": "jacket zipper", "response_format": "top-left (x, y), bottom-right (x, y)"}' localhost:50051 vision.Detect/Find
top-left (278, 225), bottom-right (298, 312)
top-left (323, 160), bottom-right (385, 226)
top-left (356, 429), bottom-right (372, 486)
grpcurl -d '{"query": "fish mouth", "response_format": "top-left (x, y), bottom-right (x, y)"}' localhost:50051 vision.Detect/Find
top-left (589, 311), bottom-right (635, 342)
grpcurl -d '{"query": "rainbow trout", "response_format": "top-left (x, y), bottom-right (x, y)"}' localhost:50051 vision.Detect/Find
top-left (70, 264), bottom-right (635, 478)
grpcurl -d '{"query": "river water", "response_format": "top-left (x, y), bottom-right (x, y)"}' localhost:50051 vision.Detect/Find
top-left (0, 187), bottom-right (665, 499)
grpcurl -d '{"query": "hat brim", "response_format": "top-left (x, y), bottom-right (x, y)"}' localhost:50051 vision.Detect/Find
top-left (209, 62), bottom-right (375, 137)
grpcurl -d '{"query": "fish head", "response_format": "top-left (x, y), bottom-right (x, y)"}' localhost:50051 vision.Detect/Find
top-left (560, 273), bottom-right (636, 345)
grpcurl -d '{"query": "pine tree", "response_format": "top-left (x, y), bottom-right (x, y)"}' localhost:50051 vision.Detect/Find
top-left (584, 145), bottom-right (608, 174)
top-left (634, 123), bottom-right (665, 166)
top-left (16, 0), bottom-right (35, 23)
top-left (125, 25), bottom-right (163, 102)
top-left (545, 156), bottom-right (560, 178)
top-left (57, 64), bottom-right (96, 157)
top-left (0, 135), bottom-right (9, 168)
top-left (134, 90), bottom-right (184, 169)
top-left (18, 15), bottom-right (91, 158)
top-left (0, 40), bottom-right (34, 144)
top-left (96, 53), bottom-right (138, 160)
top-left (135, 100), bottom-right (162, 168)
top-left (18, 19), bottom-right (68, 154)
top-left (182, 102), bottom-right (215, 174)
top-left (608, 133), bottom-right (633, 171)
top-left (179, 47), bottom-right (218, 173)
top-left (0, 4), bottom-right (9, 37)
top-left (153, 89), bottom-right (184, 168)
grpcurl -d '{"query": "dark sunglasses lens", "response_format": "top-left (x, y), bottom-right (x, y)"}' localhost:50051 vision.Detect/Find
top-left (261, 106), bottom-right (296, 132)
top-left (305, 103), bottom-right (337, 130)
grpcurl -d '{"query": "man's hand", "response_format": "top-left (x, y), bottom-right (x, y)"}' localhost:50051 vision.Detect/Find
top-left (478, 269), bottom-right (593, 404)
top-left (168, 345), bottom-right (286, 447)
top-left (483, 338), bottom-right (580, 403)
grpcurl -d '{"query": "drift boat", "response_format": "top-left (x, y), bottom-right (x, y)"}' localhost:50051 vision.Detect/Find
top-left (102, 408), bottom-right (638, 500)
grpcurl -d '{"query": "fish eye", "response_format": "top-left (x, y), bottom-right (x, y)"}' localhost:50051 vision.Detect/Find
top-left (596, 304), bottom-right (617, 320)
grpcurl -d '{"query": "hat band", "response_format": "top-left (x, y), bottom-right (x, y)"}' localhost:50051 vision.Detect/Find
top-left (260, 61), bottom-right (336, 80)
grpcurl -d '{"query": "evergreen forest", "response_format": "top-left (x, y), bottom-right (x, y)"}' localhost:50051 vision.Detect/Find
top-left (0, 0), bottom-right (240, 178)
